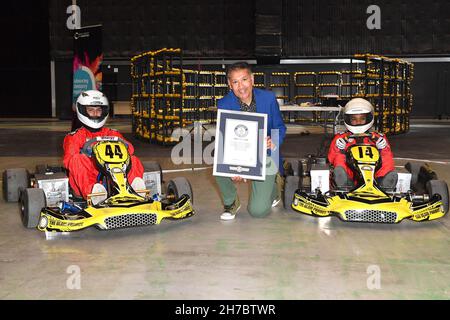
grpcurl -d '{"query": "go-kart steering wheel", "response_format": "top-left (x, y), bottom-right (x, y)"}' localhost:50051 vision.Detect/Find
top-left (80, 137), bottom-right (128, 157)
top-left (347, 132), bottom-right (376, 144)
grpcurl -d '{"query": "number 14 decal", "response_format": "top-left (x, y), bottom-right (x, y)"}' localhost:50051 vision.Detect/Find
top-left (358, 146), bottom-right (374, 159)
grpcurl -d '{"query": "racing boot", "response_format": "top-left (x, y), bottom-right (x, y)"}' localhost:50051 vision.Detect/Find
top-left (333, 166), bottom-right (354, 190)
top-left (91, 183), bottom-right (107, 205)
top-left (131, 177), bottom-right (147, 198)
top-left (377, 171), bottom-right (398, 192)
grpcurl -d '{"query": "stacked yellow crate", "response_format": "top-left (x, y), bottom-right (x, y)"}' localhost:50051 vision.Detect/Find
top-left (131, 48), bottom-right (183, 145)
top-left (352, 54), bottom-right (414, 134)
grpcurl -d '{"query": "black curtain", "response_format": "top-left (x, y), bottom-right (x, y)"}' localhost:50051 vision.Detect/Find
top-left (283, 0), bottom-right (450, 57)
top-left (49, 0), bottom-right (255, 59)
top-left (0, 0), bottom-right (51, 117)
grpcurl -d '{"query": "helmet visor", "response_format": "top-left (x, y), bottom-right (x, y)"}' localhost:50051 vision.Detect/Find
top-left (78, 104), bottom-right (109, 123)
top-left (344, 112), bottom-right (373, 127)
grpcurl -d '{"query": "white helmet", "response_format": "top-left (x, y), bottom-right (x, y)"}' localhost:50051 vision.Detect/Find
top-left (343, 98), bottom-right (374, 134)
top-left (76, 90), bottom-right (109, 129)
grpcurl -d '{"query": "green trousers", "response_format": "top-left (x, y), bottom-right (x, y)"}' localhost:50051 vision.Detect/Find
top-left (215, 157), bottom-right (280, 218)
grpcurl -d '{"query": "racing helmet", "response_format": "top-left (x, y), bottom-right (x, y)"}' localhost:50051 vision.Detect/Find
top-left (343, 98), bottom-right (374, 134)
top-left (76, 90), bottom-right (109, 129)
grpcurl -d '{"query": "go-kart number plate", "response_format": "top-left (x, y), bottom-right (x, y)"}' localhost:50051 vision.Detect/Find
top-left (95, 142), bottom-right (128, 163)
top-left (350, 145), bottom-right (379, 162)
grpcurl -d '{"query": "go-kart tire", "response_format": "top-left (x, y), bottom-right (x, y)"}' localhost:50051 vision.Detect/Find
top-left (20, 188), bottom-right (46, 228)
top-left (142, 161), bottom-right (163, 183)
top-left (35, 164), bottom-right (47, 174)
top-left (167, 177), bottom-right (193, 203)
top-left (405, 162), bottom-right (421, 187)
top-left (35, 164), bottom-right (65, 174)
top-left (426, 180), bottom-right (449, 214)
top-left (3, 168), bottom-right (29, 202)
top-left (284, 176), bottom-right (300, 210)
top-left (283, 158), bottom-right (300, 177)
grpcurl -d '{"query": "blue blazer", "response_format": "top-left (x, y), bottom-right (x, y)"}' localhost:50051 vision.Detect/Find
top-left (217, 88), bottom-right (287, 147)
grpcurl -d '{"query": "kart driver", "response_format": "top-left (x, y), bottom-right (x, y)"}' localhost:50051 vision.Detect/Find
top-left (63, 90), bottom-right (145, 205)
top-left (328, 98), bottom-right (398, 190)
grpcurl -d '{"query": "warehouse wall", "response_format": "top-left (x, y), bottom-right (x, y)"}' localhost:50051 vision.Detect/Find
top-left (91, 60), bottom-right (450, 119)
top-left (411, 62), bottom-right (450, 118)
top-left (45, 0), bottom-right (450, 119)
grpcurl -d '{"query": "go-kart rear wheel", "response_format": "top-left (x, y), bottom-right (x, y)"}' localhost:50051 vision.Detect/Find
top-left (20, 188), bottom-right (46, 228)
top-left (167, 177), bottom-right (193, 203)
top-left (284, 176), bottom-right (300, 211)
top-left (35, 164), bottom-right (47, 174)
top-left (3, 168), bottom-right (29, 202)
top-left (405, 162), bottom-right (421, 189)
top-left (283, 158), bottom-right (300, 177)
top-left (426, 180), bottom-right (449, 214)
top-left (142, 161), bottom-right (163, 183)
top-left (35, 164), bottom-right (65, 174)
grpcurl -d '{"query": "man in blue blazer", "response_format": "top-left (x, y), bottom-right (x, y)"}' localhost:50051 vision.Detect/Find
top-left (216, 62), bottom-right (287, 220)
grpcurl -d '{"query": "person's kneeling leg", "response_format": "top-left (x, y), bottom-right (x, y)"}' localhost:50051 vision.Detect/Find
top-left (248, 174), bottom-right (277, 218)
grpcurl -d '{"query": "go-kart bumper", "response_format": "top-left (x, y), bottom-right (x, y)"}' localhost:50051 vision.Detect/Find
top-left (37, 195), bottom-right (194, 232)
top-left (291, 191), bottom-right (446, 223)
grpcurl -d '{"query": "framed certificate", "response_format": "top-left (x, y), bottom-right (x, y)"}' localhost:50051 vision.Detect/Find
top-left (213, 109), bottom-right (267, 181)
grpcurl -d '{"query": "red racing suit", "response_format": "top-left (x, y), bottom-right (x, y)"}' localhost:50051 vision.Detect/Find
top-left (328, 131), bottom-right (395, 181)
top-left (63, 126), bottom-right (144, 199)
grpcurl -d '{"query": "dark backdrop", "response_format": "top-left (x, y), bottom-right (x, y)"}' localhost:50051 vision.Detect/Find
top-left (283, 0), bottom-right (450, 57)
top-left (0, 1), bottom-right (51, 117)
top-left (50, 0), bottom-right (255, 59)
top-left (49, 0), bottom-right (450, 59)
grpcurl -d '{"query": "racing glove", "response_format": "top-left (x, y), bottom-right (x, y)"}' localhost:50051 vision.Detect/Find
top-left (335, 137), bottom-right (347, 150)
top-left (376, 136), bottom-right (387, 149)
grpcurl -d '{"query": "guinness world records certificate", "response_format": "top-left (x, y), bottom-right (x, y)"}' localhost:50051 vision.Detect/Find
top-left (213, 109), bottom-right (267, 181)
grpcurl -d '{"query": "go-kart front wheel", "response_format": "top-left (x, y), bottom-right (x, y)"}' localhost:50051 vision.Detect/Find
top-left (167, 177), bottom-right (193, 204)
top-left (283, 158), bottom-right (301, 177)
top-left (3, 168), bottom-right (29, 202)
top-left (426, 180), bottom-right (449, 214)
top-left (20, 188), bottom-right (46, 228)
top-left (284, 176), bottom-right (300, 211)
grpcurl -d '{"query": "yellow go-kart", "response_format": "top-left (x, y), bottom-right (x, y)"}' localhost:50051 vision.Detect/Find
top-left (285, 134), bottom-right (448, 223)
top-left (7, 137), bottom-right (194, 232)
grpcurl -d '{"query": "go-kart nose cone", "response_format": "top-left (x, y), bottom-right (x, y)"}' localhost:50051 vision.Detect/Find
top-left (38, 216), bottom-right (48, 229)
top-left (112, 167), bottom-right (123, 174)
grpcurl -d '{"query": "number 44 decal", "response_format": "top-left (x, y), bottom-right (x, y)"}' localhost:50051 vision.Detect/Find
top-left (105, 145), bottom-right (123, 159)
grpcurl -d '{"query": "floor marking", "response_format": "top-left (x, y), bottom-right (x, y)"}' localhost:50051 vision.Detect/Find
top-left (394, 157), bottom-right (449, 165)
top-left (162, 166), bottom-right (212, 173)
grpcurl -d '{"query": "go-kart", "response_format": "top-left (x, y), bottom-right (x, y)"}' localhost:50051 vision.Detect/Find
top-left (2, 137), bottom-right (194, 232)
top-left (284, 134), bottom-right (449, 223)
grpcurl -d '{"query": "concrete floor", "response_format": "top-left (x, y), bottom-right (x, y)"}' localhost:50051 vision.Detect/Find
top-left (0, 118), bottom-right (449, 299)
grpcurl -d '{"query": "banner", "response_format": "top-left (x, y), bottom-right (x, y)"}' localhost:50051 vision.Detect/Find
top-left (72, 25), bottom-right (103, 108)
